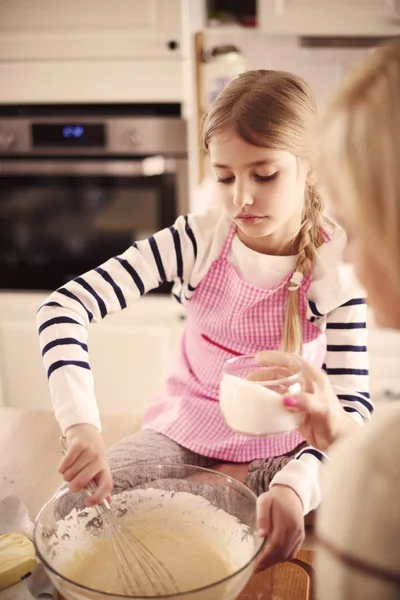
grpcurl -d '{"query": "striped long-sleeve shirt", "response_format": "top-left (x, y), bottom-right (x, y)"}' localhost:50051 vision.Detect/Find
top-left (37, 207), bottom-right (371, 514)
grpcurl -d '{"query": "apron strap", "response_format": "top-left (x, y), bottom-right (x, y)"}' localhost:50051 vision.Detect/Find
top-left (219, 224), bottom-right (237, 260)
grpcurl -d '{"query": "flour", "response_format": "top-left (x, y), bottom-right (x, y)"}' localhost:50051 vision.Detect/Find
top-left (42, 487), bottom-right (258, 597)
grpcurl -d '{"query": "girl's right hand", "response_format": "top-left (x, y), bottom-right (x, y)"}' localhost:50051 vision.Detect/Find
top-left (255, 351), bottom-right (361, 452)
top-left (58, 423), bottom-right (113, 506)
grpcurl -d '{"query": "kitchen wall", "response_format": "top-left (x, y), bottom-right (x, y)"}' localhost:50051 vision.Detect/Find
top-left (203, 29), bottom-right (369, 109)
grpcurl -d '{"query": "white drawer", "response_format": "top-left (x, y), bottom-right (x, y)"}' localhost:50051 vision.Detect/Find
top-left (370, 376), bottom-right (400, 400)
top-left (368, 332), bottom-right (400, 356)
top-left (370, 356), bottom-right (400, 379)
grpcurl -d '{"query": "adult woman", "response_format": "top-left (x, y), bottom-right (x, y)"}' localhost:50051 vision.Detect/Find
top-left (257, 40), bottom-right (400, 598)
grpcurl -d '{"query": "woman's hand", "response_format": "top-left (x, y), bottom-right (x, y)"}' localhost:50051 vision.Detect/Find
top-left (256, 350), bottom-right (361, 451)
top-left (58, 423), bottom-right (113, 506)
top-left (256, 485), bottom-right (305, 571)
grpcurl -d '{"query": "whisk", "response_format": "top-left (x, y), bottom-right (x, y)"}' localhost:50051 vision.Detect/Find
top-left (60, 436), bottom-right (178, 596)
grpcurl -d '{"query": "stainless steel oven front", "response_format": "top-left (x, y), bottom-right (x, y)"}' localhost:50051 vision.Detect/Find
top-left (0, 105), bottom-right (188, 293)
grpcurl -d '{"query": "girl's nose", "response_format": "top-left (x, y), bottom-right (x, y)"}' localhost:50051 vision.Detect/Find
top-left (233, 185), bottom-right (254, 208)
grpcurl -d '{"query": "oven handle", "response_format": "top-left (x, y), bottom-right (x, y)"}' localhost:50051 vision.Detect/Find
top-left (0, 157), bottom-right (184, 177)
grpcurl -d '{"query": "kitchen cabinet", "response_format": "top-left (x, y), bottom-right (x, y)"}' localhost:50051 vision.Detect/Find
top-left (89, 304), bottom-right (186, 416)
top-left (0, 59), bottom-right (186, 103)
top-left (368, 315), bottom-right (400, 400)
top-left (258, 0), bottom-right (400, 36)
top-left (0, 0), bottom-right (185, 61)
top-left (0, 292), bottom-right (185, 416)
top-left (0, 0), bottom-right (206, 105)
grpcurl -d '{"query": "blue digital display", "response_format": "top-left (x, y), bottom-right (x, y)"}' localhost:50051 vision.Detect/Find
top-left (62, 125), bottom-right (84, 139)
top-left (32, 123), bottom-right (105, 147)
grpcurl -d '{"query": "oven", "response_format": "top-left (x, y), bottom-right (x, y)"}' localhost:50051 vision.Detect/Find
top-left (0, 104), bottom-right (188, 293)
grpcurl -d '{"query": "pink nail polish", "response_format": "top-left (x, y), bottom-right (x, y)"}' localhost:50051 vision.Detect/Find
top-left (284, 396), bottom-right (297, 407)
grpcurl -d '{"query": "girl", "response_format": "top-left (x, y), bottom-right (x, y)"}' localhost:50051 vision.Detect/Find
top-left (37, 70), bottom-right (370, 569)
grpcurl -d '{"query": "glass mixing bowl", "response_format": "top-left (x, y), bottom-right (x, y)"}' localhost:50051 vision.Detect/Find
top-left (34, 464), bottom-right (265, 600)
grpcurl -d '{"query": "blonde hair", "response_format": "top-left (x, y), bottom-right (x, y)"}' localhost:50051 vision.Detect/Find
top-left (202, 70), bottom-right (325, 354)
top-left (316, 40), bottom-right (400, 294)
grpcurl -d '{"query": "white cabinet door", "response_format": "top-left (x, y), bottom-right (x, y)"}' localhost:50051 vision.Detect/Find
top-left (367, 309), bottom-right (400, 401)
top-left (0, 295), bottom-right (52, 412)
top-left (258, 0), bottom-right (400, 36)
top-left (0, 0), bottom-right (183, 60)
top-left (89, 307), bottom-right (185, 416)
top-left (0, 293), bottom-right (185, 418)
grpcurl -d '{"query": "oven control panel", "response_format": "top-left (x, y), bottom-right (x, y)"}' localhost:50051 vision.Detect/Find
top-left (0, 117), bottom-right (187, 156)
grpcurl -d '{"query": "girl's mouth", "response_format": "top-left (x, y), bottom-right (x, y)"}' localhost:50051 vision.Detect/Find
top-left (236, 215), bottom-right (265, 225)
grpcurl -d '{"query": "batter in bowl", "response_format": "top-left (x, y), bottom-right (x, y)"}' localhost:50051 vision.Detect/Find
top-left (64, 519), bottom-right (232, 595)
top-left (60, 488), bottom-right (255, 596)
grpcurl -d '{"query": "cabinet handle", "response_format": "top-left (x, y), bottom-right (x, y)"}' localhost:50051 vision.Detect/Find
top-left (167, 40), bottom-right (179, 51)
top-left (383, 389), bottom-right (400, 400)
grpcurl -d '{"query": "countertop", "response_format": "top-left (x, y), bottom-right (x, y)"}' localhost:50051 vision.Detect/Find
top-left (0, 407), bottom-right (315, 600)
top-left (0, 407), bottom-right (140, 518)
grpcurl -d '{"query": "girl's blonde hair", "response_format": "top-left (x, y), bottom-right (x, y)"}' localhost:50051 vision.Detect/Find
top-left (316, 40), bottom-right (400, 294)
top-left (202, 70), bottom-right (325, 354)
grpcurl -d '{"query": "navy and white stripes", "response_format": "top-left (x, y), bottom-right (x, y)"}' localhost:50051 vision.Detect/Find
top-left (37, 215), bottom-right (200, 401)
top-left (36, 210), bottom-right (371, 446)
top-left (312, 294), bottom-right (371, 427)
top-left (42, 338), bottom-right (88, 357)
top-left (169, 226), bottom-right (184, 282)
top-left (296, 447), bottom-right (327, 462)
top-left (56, 289), bottom-right (94, 322)
top-left (149, 236), bottom-right (166, 282)
top-left (38, 315), bottom-right (84, 334)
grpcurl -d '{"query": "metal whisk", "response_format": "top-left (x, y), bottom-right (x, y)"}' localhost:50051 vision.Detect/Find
top-left (60, 437), bottom-right (178, 596)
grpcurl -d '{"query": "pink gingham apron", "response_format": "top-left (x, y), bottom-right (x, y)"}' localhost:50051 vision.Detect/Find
top-left (142, 225), bottom-right (326, 462)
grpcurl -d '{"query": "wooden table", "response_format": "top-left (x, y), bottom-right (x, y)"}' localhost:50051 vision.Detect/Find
top-left (0, 407), bottom-right (315, 599)
top-left (0, 407), bottom-right (141, 517)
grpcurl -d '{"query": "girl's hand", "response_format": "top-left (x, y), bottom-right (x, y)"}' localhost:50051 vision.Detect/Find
top-left (58, 423), bottom-right (113, 506)
top-left (256, 485), bottom-right (305, 571)
top-left (255, 350), bottom-right (361, 452)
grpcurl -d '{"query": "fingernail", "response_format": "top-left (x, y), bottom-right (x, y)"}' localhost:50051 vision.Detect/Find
top-left (257, 528), bottom-right (267, 537)
top-left (283, 396), bottom-right (297, 407)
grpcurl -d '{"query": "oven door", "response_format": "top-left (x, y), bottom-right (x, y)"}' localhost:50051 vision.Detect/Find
top-left (0, 157), bottom-right (188, 292)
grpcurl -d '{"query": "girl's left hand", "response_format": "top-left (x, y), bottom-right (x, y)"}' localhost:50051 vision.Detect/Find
top-left (255, 485), bottom-right (305, 572)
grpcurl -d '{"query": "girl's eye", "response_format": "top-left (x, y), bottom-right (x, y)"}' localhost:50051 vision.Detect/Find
top-left (255, 172), bottom-right (278, 183)
top-left (216, 176), bottom-right (235, 184)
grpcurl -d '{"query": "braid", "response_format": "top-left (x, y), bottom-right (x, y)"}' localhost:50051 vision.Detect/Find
top-left (282, 185), bottom-right (325, 354)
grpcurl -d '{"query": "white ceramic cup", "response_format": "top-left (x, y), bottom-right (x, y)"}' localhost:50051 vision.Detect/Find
top-left (219, 353), bottom-right (303, 436)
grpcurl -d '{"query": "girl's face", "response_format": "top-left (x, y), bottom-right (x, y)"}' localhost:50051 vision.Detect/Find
top-left (208, 129), bottom-right (312, 254)
top-left (326, 177), bottom-right (400, 329)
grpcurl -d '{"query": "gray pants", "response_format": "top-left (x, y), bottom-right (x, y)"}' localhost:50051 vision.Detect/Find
top-left (108, 429), bottom-right (305, 497)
